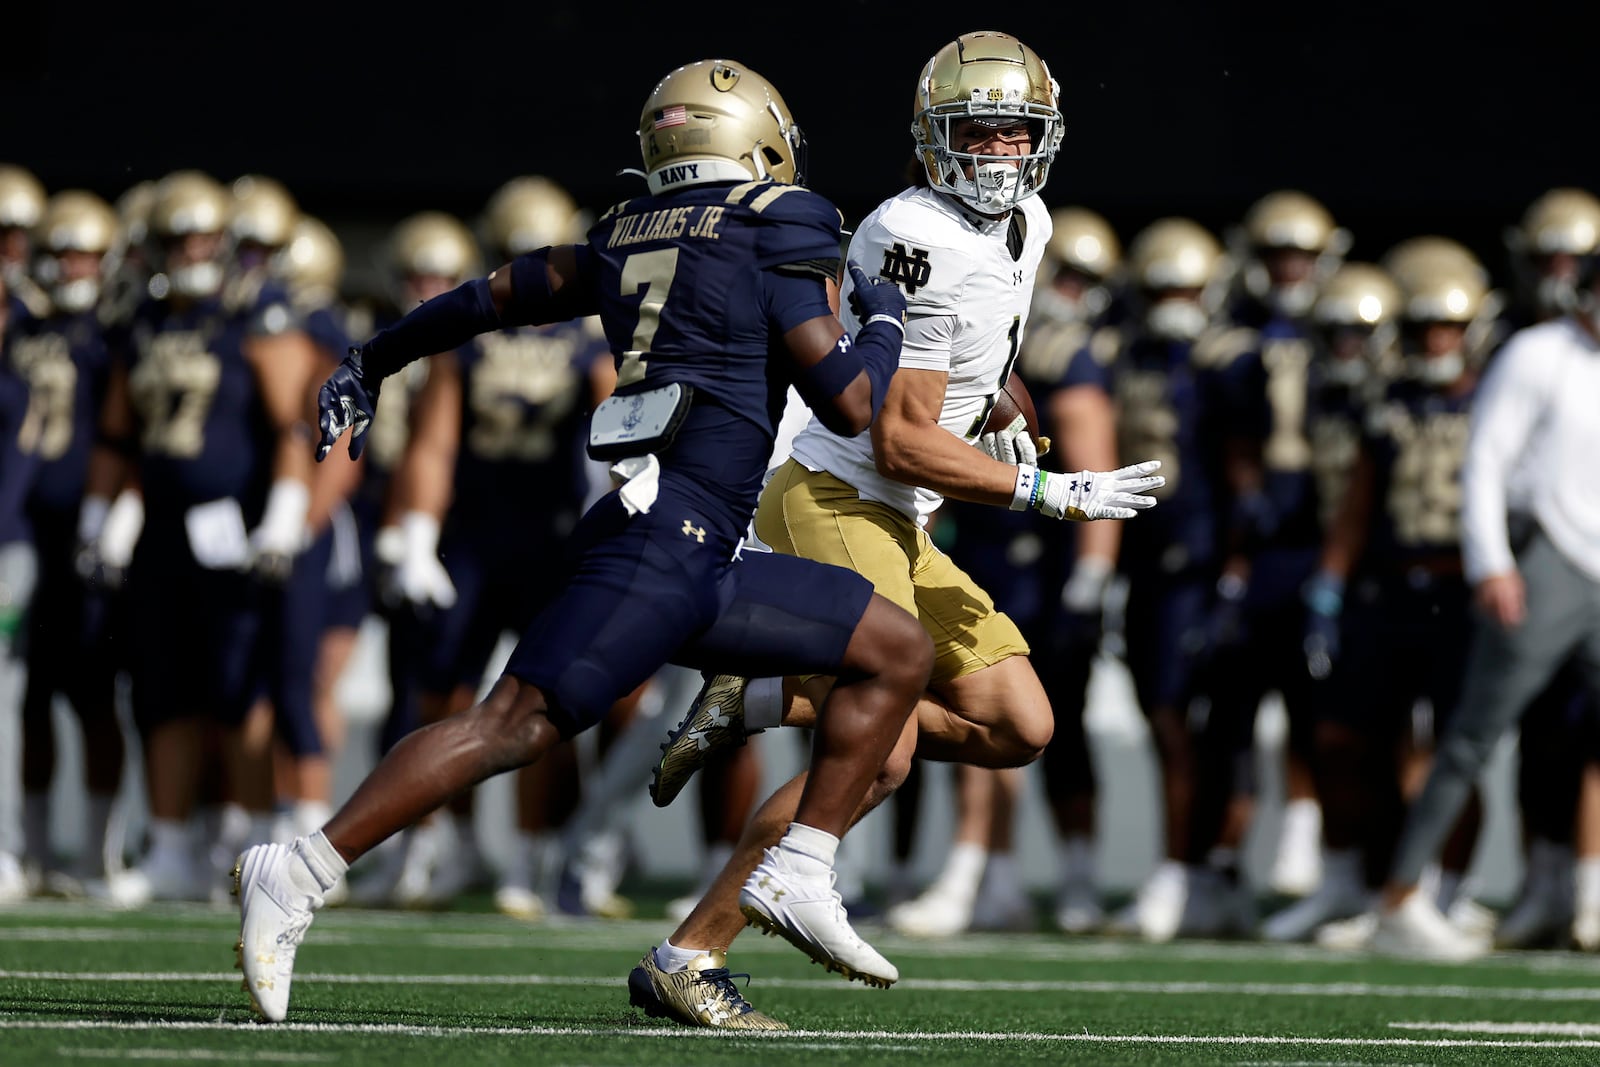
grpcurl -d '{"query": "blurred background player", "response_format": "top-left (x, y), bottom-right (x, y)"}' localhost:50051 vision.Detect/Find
top-left (345, 210), bottom-right (482, 906)
top-left (1203, 190), bottom-right (1350, 904)
top-left (891, 206), bottom-right (1125, 936)
top-left (1104, 217), bottom-right (1235, 941)
top-left (1296, 239), bottom-right (1498, 955)
top-left (10, 190), bottom-right (131, 897)
top-left (1257, 261), bottom-right (1403, 940)
top-left (0, 165), bottom-right (49, 317)
top-left (81, 170), bottom-right (322, 905)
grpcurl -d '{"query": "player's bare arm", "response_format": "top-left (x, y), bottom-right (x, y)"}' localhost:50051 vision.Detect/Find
top-left (873, 365), bottom-right (1024, 506)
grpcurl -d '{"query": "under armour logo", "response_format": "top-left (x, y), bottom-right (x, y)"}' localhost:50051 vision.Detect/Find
top-left (682, 520), bottom-right (706, 543)
top-left (697, 997), bottom-right (728, 1022)
top-left (758, 874), bottom-right (786, 902)
top-left (880, 242), bottom-right (932, 295)
top-left (1070, 478), bottom-right (1091, 493)
top-left (1012, 269), bottom-right (1024, 285)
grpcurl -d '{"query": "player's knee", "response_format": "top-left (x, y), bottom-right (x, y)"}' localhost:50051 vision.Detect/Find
top-left (857, 597), bottom-right (934, 695)
top-left (992, 701), bottom-right (1054, 767)
top-left (470, 677), bottom-right (558, 770)
top-left (868, 723), bottom-right (918, 808)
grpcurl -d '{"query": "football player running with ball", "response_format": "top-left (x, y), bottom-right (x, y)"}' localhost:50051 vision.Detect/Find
top-left (640, 30), bottom-right (1163, 1028)
top-left (232, 57), bottom-right (935, 1025)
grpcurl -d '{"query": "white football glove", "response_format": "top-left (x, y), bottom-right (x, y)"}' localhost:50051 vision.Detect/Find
top-left (1011, 460), bottom-right (1164, 521)
top-left (977, 413), bottom-right (1039, 467)
top-left (376, 511), bottom-right (457, 611)
top-left (248, 479), bottom-right (311, 582)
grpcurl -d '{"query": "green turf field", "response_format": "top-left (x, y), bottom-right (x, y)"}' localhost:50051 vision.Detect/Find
top-left (7, 896), bottom-right (1600, 1065)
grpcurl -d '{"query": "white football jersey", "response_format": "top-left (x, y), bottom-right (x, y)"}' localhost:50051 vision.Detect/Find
top-left (790, 186), bottom-right (1050, 525)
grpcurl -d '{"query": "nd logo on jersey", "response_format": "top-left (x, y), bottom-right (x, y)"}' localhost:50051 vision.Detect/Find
top-left (880, 243), bottom-right (932, 295)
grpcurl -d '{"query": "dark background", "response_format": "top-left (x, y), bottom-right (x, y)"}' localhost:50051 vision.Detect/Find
top-left (6, 1), bottom-right (1593, 291)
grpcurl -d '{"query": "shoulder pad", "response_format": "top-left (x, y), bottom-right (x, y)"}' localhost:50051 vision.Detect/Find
top-left (1192, 325), bottom-right (1258, 368)
top-left (749, 185), bottom-right (844, 270)
top-left (596, 199), bottom-right (636, 224)
top-left (852, 197), bottom-right (977, 311)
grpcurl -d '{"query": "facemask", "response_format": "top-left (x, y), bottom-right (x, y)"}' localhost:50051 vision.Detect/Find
top-left (1535, 275), bottom-right (1577, 317)
top-left (1320, 356), bottom-right (1367, 387)
top-left (957, 161), bottom-right (1022, 215)
top-left (169, 260), bottom-right (223, 299)
top-left (1268, 282), bottom-right (1317, 318)
top-left (1410, 351), bottom-right (1464, 386)
top-left (52, 277), bottom-right (101, 313)
top-left (1147, 300), bottom-right (1208, 341)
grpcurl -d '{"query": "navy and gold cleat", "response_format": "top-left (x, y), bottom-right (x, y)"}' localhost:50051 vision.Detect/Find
top-left (650, 674), bottom-right (752, 808)
top-left (627, 947), bottom-right (788, 1030)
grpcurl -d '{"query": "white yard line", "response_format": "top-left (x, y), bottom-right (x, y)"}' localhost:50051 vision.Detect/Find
top-left (1391, 1021), bottom-right (1600, 1036)
top-left (56, 1049), bottom-right (334, 1062)
top-left (8, 969), bottom-right (1600, 1003)
top-left (2, 1020), bottom-right (1600, 1049)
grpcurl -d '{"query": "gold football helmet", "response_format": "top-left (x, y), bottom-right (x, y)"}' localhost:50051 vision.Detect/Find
top-left (1244, 190), bottom-right (1340, 254)
top-left (280, 216), bottom-right (344, 303)
top-left (1507, 187), bottom-right (1600, 318)
top-left (912, 31), bottom-right (1063, 215)
top-left (1237, 190), bottom-right (1348, 317)
top-left (0, 164), bottom-right (47, 230)
top-left (1391, 244), bottom-right (1499, 384)
top-left (484, 175), bottom-right (583, 257)
top-left (390, 211), bottom-right (481, 281)
top-left (1036, 207), bottom-right (1119, 322)
top-left (148, 170), bottom-right (231, 299)
top-left (1380, 236), bottom-right (1485, 296)
top-left (35, 190), bottom-right (119, 314)
top-left (1129, 218), bottom-right (1225, 340)
top-left (1312, 262), bottom-right (1401, 384)
top-left (638, 59), bottom-right (807, 193)
top-left (229, 174), bottom-right (300, 250)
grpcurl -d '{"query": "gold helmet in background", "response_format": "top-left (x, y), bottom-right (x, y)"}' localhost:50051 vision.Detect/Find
top-left (0, 164), bottom-right (47, 231)
top-left (1128, 217), bottom-right (1225, 341)
top-left (148, 170), bottom-right (231, 299)
top-left (1237, 190), bottom-right (1349, 317)
top-left (1387, 239), bottom-right (1499, 384)
top-left (1507, 187), bottom-right (1600, 318)
top-left (638, 59), bottom-right (808, 193)
top-left (229, 174), bottom-right (300, 250)
top-left (912, 30), bottom-right (1063, 216)
top-left (484, 176), bottom-right (583, 257)
top-left (1036, 206), bottom-right (1120, 322)
top-left (390, 211), bottom-right (481, 281)
top-left (35, 190), bottom-right (119, 314)
top-left (1311, 262), bottom-right (1401, 384)
top-left (280, 216), bottom-right (344, 304)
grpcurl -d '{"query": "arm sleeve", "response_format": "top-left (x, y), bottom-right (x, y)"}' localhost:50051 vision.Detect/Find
top-left (504, 245), bottom-right (602, 326)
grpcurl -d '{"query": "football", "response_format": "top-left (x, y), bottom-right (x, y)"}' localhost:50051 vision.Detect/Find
top-left (983, 375), bottom-right (1048, 453)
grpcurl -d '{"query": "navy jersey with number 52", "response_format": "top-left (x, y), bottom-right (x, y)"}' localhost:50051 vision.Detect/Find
top-left (577, 180), bottom-right (842, 528)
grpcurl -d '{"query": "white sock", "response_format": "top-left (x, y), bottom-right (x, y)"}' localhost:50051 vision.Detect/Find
top-left (22, 792), bottom-right (50, 862)
top-left (295, 830), bottom-right (349, 893)
top-left (653, 937), bottom-right (707, 974)
top-left (1059, 834), bottom-right (1095, 887)
top-left (1282, 798), bottom-right (1322, 838)
top-left (1576, 857), bottom-right (1600, 911)
top-left (935, 841), bottom-right (987, 899)
top-left (743, 676), bottom-right (783, 732)
top-left (777, 822), bottom-right (838, 876)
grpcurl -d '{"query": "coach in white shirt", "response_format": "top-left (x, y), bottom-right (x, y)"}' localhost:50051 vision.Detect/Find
top-left (1367, 264), bottom-right (1600, 959)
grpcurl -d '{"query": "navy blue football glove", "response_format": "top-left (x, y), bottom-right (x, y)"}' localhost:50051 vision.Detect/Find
top-left (846, 260), bottom-right (907, 331)
top-left (1302, 570), bottom-right (1344, 681)
top-left (317, 347), bottom-right (382, 462)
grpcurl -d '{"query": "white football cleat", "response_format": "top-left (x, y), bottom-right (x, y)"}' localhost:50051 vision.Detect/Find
top-left (887, 884), bottom-right (975, 938)
top-left (1573, 903), bottom-right (1600, 951)
top-left (232, 843), bottom-right (325, 1022)
top-left (1372, 891), bottom-right (1490, 961)
top-left (1130, 861), bottom-right (1188, 943)
top-left (1316, 909), bottom-right (1379, 950)
top-left (493, 883), bottom-right (547, 922)
top-left (0, 852), bottom-right (27, 904)
top-left (739, 848), bottom-right (897, 987)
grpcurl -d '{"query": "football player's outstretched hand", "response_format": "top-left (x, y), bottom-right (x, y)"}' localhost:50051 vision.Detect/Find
top-left (1030, 460), bottom-right (1164, 521)
top-left (846, 261), bottom-right (906, 331)
top-left (317, 347), bottom-right (382, 461)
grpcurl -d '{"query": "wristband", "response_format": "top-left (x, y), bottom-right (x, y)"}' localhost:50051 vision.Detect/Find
top-left (1011, 464), bottom-right (1039, 511)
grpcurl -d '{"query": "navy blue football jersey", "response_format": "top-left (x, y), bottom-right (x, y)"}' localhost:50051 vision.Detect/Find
top-left (577, 180), bottom-right (843, 527)
top-left (116, 282), bottom-right (299, 517)
top-left (452, 319), bottom-right (607, 527)
top-left (1361, 378), bottom-right (1475, 573)
top-left (7, 307), bottom-right (113, 517)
